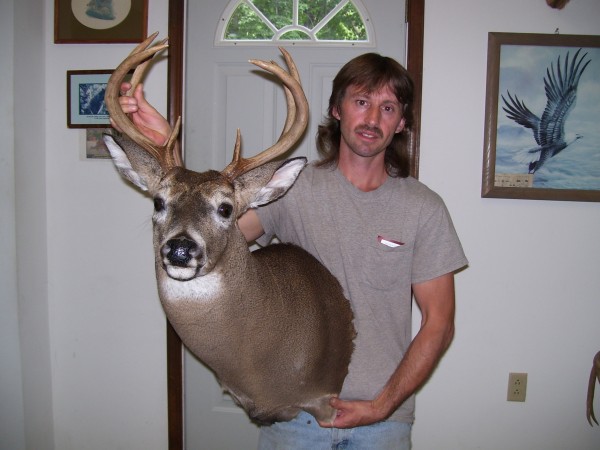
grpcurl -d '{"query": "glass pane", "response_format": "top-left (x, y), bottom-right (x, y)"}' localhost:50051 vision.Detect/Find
top-left (250, 0), bottom-right (293, 29)
top-left (298, 0), bottom-right (343, 29)
top-left (316, 2), bottom-right (367, 41)
top-left (280, 30), bottom-right (311, 40)
top-left (225, 2), bottom-right (274, 40)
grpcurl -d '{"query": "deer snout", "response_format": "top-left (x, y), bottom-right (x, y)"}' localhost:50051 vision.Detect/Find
top-left (163, 237), bottom-right (200, 266)
top-left (160, 237), bottom-right (204, 281)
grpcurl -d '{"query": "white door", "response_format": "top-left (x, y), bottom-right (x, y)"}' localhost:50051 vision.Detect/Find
top-left (183, 1), bottom-right (407, 448)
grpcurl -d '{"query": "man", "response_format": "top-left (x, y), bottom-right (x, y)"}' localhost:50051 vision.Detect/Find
top-left (116, 53), bottom-right (467, 449)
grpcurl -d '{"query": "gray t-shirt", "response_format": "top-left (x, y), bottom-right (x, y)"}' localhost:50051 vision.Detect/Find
top-left (256, 163), bottom-right (468, 423)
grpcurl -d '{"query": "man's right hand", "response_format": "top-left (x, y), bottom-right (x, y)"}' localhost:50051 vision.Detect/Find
top-left (110, 82), bottom-right (172, 146)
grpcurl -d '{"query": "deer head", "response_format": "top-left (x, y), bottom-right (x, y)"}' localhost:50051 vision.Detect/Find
top-left (102, 34), bottom-right (355, 425)
top-left (104, 33), bottom-right (309, 282)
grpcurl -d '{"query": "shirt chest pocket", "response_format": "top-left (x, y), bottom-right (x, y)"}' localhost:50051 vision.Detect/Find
top-left (361, 241), bottom-right (413, 289)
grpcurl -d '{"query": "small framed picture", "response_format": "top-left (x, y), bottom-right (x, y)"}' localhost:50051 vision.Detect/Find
top-left (83, 128), bottom-right (112, 159)
top-left (482, 32), bottom-right (600, 202)
top-left (67, 70), bottom-right (112, 128)
top-left (54, 0), bottom-right (148, 44)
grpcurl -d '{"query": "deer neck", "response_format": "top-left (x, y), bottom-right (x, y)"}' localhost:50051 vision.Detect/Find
top-left (155, 227), bottom-right (263, 305)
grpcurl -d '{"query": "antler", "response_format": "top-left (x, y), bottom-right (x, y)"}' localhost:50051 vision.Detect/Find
top-left (587, 351), bottom-right (600, 426)
top-left (105, 32), bottom-right (183, 170)
top-left (221, 47), bottom-right (309, 181)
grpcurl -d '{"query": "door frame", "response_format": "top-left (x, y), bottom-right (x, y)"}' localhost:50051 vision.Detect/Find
top-left (165, 1), bottom-right (425, 448)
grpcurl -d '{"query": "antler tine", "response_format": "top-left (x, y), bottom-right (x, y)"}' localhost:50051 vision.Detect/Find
top-left (105, 33), bottom-right (182, 171)
top-left (278, 48), bottom-right (301, 137)
top-left (221, 47), bottom-right (308, 181)
top-left (127, 32), bottom-right (169, 96)
top-left (587, 351), bottom-right (600, 426)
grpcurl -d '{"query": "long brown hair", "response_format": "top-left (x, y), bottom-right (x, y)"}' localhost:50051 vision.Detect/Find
top-left (316, 53), bottom-right (414, 178)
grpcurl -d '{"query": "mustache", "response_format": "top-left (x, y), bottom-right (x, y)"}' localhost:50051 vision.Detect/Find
top-left (355, 125), bottom-right (383, 138)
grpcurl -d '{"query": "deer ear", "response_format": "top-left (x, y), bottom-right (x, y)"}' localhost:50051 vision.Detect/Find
top-left (234, 157), bottom-right (307, 213)
top-left (103, 134), bottom-right (164, 194)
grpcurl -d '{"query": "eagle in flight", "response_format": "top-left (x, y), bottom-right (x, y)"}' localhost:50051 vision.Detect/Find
top-left (501, 48), bottom-right (590, 174)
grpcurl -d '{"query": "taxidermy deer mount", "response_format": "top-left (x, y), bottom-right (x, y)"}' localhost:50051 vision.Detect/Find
top-left (102, 33), bottom-right (355, 425)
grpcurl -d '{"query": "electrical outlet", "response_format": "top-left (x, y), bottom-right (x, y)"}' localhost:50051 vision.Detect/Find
top-left (507, 372), bottom-right (527, 402)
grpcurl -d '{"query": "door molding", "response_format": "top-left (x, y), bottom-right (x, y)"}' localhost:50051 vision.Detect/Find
top-left (165, 1), bottom-right (424, 447)
top-left (406, 0), bottom-right (424, 179)
top-left (166, 4), bottom-right (184, 449)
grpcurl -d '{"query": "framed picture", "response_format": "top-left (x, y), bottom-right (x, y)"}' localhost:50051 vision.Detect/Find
top-left (481, 32), bottom-right (600, 202)
top-left (67, 70), bottom-right (113, 128)
top-left (84, 128), bottom-right (112, 159)
top-left (55, 0), bottom-right (148, 43)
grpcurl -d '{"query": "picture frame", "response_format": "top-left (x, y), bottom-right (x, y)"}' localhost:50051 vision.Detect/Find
top-left (481, 32), bottom-right (600, 202)
top-left (67, 70), bottom-right (113, 128)
top-left (83, 128), bottom-right (112, 159)
top-left (55, 0), bottom-right (148, 44)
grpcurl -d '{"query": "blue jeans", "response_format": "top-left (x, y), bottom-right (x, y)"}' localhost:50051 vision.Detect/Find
top-left (257, 412), bottom-right (412, 450)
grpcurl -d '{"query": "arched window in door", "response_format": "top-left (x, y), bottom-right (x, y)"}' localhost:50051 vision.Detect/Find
top-left (216, 0), bottom-right (375, 46)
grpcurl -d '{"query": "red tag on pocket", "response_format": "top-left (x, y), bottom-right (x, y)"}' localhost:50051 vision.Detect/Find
top-left (377, 235), bottom-right (404, 248)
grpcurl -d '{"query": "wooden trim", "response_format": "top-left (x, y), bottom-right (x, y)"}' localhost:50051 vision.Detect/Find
top-left (406, 0), bottom-right (424, 179)
top-left (165, 1), bottom-right (425, 447)
top-left (167, 2), bottom-right (184, 449)
top-left (168, 0), bottom-right (184, 134)
top-left (166, 321), bottom-right (183, 450)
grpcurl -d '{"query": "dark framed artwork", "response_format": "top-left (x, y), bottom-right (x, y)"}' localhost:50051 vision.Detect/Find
top-left (55, 0), bottom-right (148, 43)
top-left (85, 129), bottom-right (112, 158)
top-left (482, 32), bottom-right (600, 202)
top-left (67, 70), bottom-right (112, 128)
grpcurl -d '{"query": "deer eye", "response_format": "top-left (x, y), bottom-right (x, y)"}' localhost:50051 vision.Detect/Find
top-left (153, 197), bottom-right (165, 212)
top-left (217, 203), bottom-right (233, 219)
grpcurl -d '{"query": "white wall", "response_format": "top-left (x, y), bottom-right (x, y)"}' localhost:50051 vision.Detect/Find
top-left (4, 0), bottom-right (599, 449)
top-left (1, 0), bottom-right (25, 449)
top-left (5, 0), bottom-right (170, 449)
top-left (44, 0), bottom-right (170, 448)
top-left (412, 1), bottom-right (600, 449)
top-left (12, 0), bottom-right (53, 448)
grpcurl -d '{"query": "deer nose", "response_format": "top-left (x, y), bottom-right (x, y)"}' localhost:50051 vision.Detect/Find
top-left (164, 238), bottom-right (200, 267)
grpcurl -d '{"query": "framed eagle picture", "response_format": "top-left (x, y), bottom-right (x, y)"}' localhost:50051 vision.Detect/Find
top-left (481, 32), bottom-right (600, 202)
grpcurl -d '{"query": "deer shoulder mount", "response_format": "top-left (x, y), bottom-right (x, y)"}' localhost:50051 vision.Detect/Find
top-left (103, 33), bottom-right (355, 425)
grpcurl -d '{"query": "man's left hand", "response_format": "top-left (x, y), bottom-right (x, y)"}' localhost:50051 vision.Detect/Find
top-left (317, 397), bottom-right (388, 429)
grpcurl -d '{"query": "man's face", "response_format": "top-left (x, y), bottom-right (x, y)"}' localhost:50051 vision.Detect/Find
top-left (332, 84), bottom-right (406, 161)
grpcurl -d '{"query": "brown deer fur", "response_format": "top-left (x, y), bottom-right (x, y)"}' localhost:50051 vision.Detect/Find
top-left (103, 39), bottom-right (355, 424)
